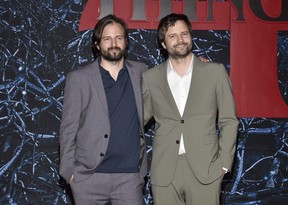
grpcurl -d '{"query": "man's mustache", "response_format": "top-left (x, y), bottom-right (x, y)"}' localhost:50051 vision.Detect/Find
top-left (174, 43), bottom-right (188, 47)
top-left (108, 47), bottom-right (121, 51)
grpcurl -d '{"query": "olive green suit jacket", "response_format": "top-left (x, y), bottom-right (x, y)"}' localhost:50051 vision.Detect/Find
top-left (142, 54), bottom-right (238, 186)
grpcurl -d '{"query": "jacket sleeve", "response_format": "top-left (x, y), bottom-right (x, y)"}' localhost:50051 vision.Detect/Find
top-left (59, 72), bottom-right (81, 183)
top-left (216, 64), bottom-right (239, 171)
top-left (142, 73), bottom-right (153, 126)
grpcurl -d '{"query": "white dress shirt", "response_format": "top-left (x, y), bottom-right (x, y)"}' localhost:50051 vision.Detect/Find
top-left (167, 57), bottom-right (193, 155)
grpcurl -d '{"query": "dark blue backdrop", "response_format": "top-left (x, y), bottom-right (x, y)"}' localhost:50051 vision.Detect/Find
top-left (0, 1), bottom-right (287, 204)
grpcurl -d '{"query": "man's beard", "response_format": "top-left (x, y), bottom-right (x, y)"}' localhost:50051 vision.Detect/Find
top-left (101, 46), bottom-right (126, 62)
top-left (169, 43), bottom-right (191, 59)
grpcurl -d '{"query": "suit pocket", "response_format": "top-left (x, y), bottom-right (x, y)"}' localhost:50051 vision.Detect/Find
top-left (75, 146), bottom-right (91, 166)
top-left (203, 133), bottom-right (218, 144)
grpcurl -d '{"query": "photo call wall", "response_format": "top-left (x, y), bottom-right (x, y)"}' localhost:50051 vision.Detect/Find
top-left (1, 0), bottom-right (288, 204)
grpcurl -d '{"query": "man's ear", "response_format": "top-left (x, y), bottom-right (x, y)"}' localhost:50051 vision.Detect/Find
top-left (161, 42), bottom-right (166, 49)
top-left (95, 42), bottom-right (100, 50)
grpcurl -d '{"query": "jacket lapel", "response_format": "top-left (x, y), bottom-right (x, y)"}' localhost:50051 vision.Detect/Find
top-left (126, 61), bottom-right (144, 133)
top-left (88, 59), bottom-right (109, 115)
top-left (183, 54), bottom-right (203, 116)
top-left (158, 61), bottom-right (182, 118)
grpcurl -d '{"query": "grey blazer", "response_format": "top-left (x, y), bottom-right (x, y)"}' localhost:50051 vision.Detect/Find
top-left (142, 54), bottom-right (238, 186)
top-left (59, 58), bottom-right (147, 183)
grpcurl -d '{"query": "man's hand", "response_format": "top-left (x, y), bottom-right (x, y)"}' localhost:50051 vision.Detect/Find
top-left (69, 175), bottom-right (74, 184)
top-left (198, 56), bottom-right (210, 63)
top-left (222, 167), bottom-right (229, 174)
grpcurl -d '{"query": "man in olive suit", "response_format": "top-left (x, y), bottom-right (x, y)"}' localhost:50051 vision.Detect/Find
top-left (142, 13), bottom-right (238, 205)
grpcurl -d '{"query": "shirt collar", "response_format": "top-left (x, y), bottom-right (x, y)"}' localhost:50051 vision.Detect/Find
top-left (167, 55), bottom-right (193, 76)
top-left (98, 58), bottom-right (127, 74)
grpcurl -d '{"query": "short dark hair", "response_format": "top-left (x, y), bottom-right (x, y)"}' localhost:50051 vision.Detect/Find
top-left (92, 14), bottom-right (128, 55)
top-left (157, 13), bottom-right (193, 44)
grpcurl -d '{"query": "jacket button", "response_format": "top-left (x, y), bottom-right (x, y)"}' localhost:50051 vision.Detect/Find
top-left (100, 153), bottom-right (104, 157)
top-left (181, 119), bottom-right (184, 123)
top-left (176, 140), bottom-right (180, 144)
top-left (104, 134), bottom-right (108, 138)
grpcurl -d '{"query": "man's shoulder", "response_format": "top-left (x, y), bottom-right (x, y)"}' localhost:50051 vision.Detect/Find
top-left (125, 59), bottom-right (146, 67)
top-left (125, 59), bottom-right (147, 74)
top-left (69, 60), bottom-right (99, 75)
top-left (143, 62), bottom-right (165, 76)
top-left (195, 57), bottom-right (225, 74)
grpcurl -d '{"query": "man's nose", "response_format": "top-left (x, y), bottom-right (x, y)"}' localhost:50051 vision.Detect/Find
top-left (111, 38), bottom-right (117, 47)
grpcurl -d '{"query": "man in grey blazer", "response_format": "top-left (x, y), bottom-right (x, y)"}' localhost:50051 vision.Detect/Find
top-left (142, 13), bottom-right (238, 205)
top-left (59, 14), bottom-right (147, 205)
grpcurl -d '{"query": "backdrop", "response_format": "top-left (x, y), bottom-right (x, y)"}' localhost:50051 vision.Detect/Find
top-left (0, 0), bottom-right (287, 204)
